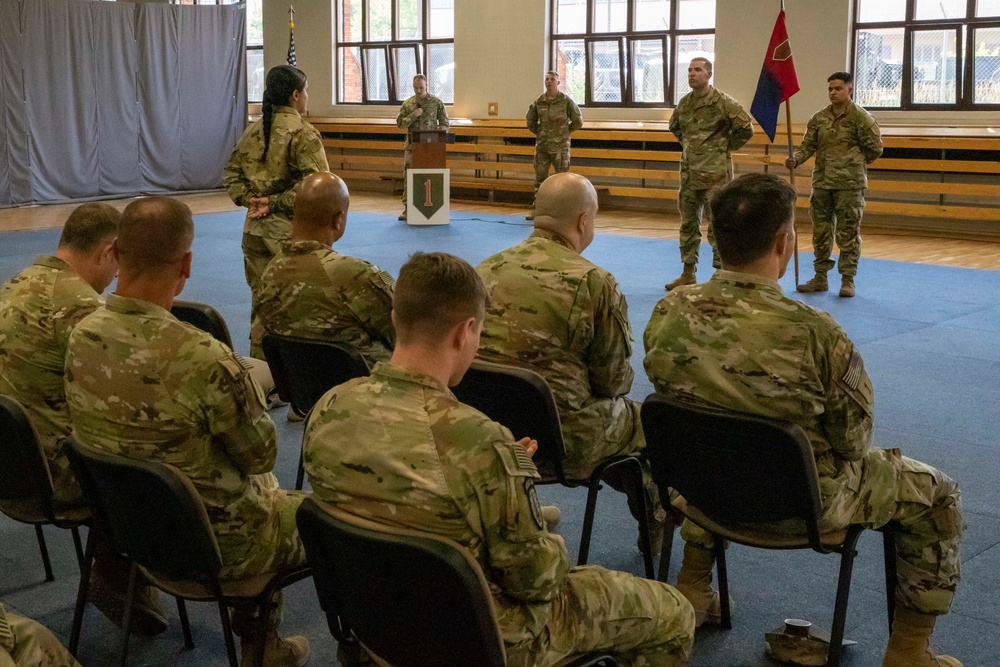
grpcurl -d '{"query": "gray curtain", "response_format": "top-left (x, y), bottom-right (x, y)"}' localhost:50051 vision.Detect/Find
top-left (0, 0), bottom-right (246, 207)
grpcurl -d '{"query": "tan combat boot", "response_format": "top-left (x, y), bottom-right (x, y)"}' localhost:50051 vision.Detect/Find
top-left (882, 608), bottom-right (961, 667)
top-left (839, 276), bottom-right (855, 298)
top-left (675, 543), bottom-right (729, 628)
top-left (665, 264), bottom-right (697, 291)
top-left (240, 629), bottom-right (310, 667)
top-left (796, 272), bottom-right (828, 293)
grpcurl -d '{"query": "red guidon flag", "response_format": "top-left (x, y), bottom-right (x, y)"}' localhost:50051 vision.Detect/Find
top-left (750, 10), bottom-right (799, 142)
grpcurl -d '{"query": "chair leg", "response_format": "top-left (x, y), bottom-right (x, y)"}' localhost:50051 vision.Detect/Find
top-left (217, 601), bottom-right (239, 667)
top-left (295, 442), bottom-right (306, 491)
top-left (657, 521), bottom-right (675, 584)
top-left (177, 598), bottom-right (194, 650)
top-left (713, 536), bottom-right (732, 630)
top-left (70, 527), bottom-right (97, 655)
top-left (882, 527), bottom-right (898, 632)
top-left (627, 460), bottom-right (656, 580)
top-left (119, 563), bottom-right (140, 667)
top-left (577, 475), bottom-right (604, 566)
top-left (71, 526), bottom-right (85, 571)
top-left (35, 524), bottom-right (55, 582)
top-left (828, 527), bottom-right (864, 667)
top-left (253, 595), bottom-right (273, 667)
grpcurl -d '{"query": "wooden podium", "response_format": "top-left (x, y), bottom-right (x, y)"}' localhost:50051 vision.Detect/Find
top-left (406, 130), bottom-right (451, 225)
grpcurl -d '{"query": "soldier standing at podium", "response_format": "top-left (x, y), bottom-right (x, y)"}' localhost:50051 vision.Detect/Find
top-left (396, 74), bottom-right (449, 221)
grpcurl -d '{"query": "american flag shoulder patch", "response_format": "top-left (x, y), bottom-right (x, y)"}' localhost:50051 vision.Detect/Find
top-left (842, 348), bottom-right (864, 391)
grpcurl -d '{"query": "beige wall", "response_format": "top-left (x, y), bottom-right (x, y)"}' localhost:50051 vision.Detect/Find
top-left (261, 0), bottom-right (997, 125)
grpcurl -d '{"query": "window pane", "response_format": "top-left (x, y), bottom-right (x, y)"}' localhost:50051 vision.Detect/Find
top-left (247, 0), bottom-right (262, 46)
top-left (368, 0), bottom-right (391, 41)
top-left (247, 49), bottom-right (264, 102)
top-left (341, 0), bottom-right (362, 42)
top-left (674, 34), bottom-right (714, 102)
top-left (857, 0), bottom-right (905, 22)
top-left (394, 48), bottom-right (419, 99)
top-left (912, 30), bottom-right (957, 104)
top-left (594, 0), bottom-right (628, 33)
top-left (915, 0), bottom-right (967, 20)
top-left (340, 46), bottom-right (362, 103)
top-left (631, 38), bottom-right (666, 103)
top-left (977, 0), bottom-right (1000, 16)
top-left (855, 28), bottom-right (904, 107)
top-left (677, 0), bottom-right (715, 30)
top-left (556, 0), bottom-right (587, 34)
top-left (364, 48), bottom-right (389, 101)
top-left (635, 0), bottom-right (670, 32)
top-left (398, 0), bottom-right (422, 40)
top-left (591, 41), bottom-right (623, 102)
top-left (555, 40), bottom-right (586, 102)
top-left (428, 43), bottom-right (455, 104)
top-left (429, 0), bottom-right (454, 39)
top-left (973, 27), bottom-right (1000, 102)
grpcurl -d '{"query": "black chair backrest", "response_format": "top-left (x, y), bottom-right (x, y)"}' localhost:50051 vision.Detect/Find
top-left (261, 333), bottom-right (370, 416)
top-left (66, 433), bottom-right (223, 579)
top-left (640, 394), bottom-right (824, 536)
top-left (0, 395), bottom-right (55, 513)
top-left (296, 498), bottom-right (506, 667)
top-left (451, 361), bottom-right (567, 476)
top-left (171, 300), bottom-right (235, 349)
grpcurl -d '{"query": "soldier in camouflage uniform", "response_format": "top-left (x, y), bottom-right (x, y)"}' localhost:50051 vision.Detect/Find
top-left (665, 57), bottom-right (753, 291)
top-left (525, 71), bottom-right (583, 220)
top-left (64, 197), bottom-right (310, 667)
top-left (258, 172), bottom-right (395, 369)
top-left (0, 603), bottom-right (80, 667)
top-left (644, 174), bottom-right (962, 667)
top-left (396, 74), bottom-right (449, 221)
top-left (223, 65), bottom-right (329, 359)
top-left (787, 72), bottom-right (883, 298)
top-left (476, 172), bottom-right (667, 554)
top-left (304, 251), bottom-right (694, 667)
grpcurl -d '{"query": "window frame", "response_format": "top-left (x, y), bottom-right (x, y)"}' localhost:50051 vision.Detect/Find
top-left (851, 0), bottom-right (1000, 110)
top-left (336, 0), bottom-right (454, 105)
top-left (550, 0), bottom-right (716, 108)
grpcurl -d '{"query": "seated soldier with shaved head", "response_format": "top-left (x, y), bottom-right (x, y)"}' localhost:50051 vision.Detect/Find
top-left (475, 172), bottom-right (667, 555)
top-left (257, 172), bottom-right (395, 375)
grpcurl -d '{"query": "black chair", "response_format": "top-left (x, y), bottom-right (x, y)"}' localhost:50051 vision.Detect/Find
top-left (0, 395), bottom-right (88, 582)
top-left (296, 497), bottom-right (617, 667)
top-left (261, 332), bottom-right (371, 489)
top-left (66, 434), bottom-right (310, 667)
top-left (170, 299), bottom-right (234, 348)
top-left (451, 361), bottom-right (655, 578)
top-left (640, 393), bottom-right (896, 667)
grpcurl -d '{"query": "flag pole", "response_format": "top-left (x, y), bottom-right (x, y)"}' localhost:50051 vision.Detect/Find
top-left (785, 99), bottom-right (798, 287)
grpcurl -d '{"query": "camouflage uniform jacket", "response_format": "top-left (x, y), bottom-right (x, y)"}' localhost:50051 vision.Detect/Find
top-left (257, 240), bottom-right (396, 366)
top-left (0, 256), bottom-right (102, 509)
top-left (476, 230), bottom-right (636, 457)
top-left (643, 271), bottom-right (899, 528)
top-left (64, 294), bottom-right (287, 558)
top-left (396, 94), bottom-right (449, 147)
top-left (223, 106), bottom-right (329, 240)
top-left (526, 92), bottom-right (583, 151)
top-left (0, 602), bottom-right (81, 667)
top-left (793, 101), bottom-right (882, 190)
top-left (303, 362), bottom-right (569, 644)
top-left (669, 87), bottom-right (754, 190)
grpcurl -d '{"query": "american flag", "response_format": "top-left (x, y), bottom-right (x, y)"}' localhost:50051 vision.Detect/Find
top-left (287, 7), bottom-right (296, 67)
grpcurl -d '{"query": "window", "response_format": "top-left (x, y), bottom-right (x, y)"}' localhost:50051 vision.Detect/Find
top-left (173, 0), bottom-right (264, 103)
top-left (337, 0), bottom-right (455, 105)
top-left (551, 0), bottom-right (716, 107)
top-left (853, 0), bottom-right (1000, 109)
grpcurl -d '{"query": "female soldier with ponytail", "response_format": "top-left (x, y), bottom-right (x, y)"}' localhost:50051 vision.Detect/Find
top-left (224, 65), bottom-right (329, 359)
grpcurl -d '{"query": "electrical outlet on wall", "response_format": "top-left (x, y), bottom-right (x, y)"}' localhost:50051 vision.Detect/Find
top-left (488, 102), bottom-right (499, 116)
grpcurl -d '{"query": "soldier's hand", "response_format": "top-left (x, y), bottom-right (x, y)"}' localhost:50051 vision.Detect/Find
top-left (413, 108), bottom-right (424, 118)
top-left (248, 196), bottom-right (270, 219)
top-left (515, 437), bottom-right (538, 457)
top-left (785, 157), bottom-right (798, 169)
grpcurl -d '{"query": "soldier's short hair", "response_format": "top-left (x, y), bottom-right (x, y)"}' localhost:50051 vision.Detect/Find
top-left (691, 57), bottom-right (712, 75)
top-left (58, 203), bottom-right (121, 253)
top-left (394, 252), bottom-right (489, 343)
top-left (828, 71), bottom-right (853, 85)
top-left (413, 74), bottom-right (427, 83)
top-left (545, 71), bottom-right (559, 79)
top-left (117, 196), bottom-right (194, 273)
top-left (710, 173), bottom-right (797, 267)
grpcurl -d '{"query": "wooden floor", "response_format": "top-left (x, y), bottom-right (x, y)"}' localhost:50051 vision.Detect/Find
top-left (2, 191), bottom-right (999, 270)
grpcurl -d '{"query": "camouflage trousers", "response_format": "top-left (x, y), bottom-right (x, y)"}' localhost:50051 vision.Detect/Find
top-left (242, 233), bottom-right (286, 360)
top-left (400, 146), bottom-right (412, 206)
top-left (0, 609), bottom-right (80, 667)
top-left (677, 186), bottom-right (720, 269)
top-left (533, 146), bottom-right (571, 194)
top-left (506, 565), bottom-right (694, 667)
top-left (809, 188), bottom-right (864, 277)
top-left (682, 448), bottom-right (962, 616)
